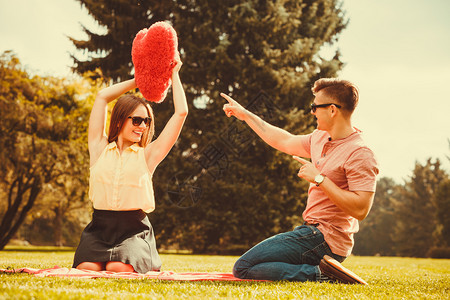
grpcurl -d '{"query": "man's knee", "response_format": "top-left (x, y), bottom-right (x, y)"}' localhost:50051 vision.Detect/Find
top-left (233, 258), bottom-right (251, 279)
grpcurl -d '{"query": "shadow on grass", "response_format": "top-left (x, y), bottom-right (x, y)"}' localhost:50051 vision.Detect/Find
top-left (89, 277), bottom-right (277, 286)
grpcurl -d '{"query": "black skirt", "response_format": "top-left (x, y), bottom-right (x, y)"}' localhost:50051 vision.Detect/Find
top-left (72, 209), bottom-right (161, 274)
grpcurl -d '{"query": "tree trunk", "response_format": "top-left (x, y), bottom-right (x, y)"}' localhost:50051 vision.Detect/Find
top-left (0, 177), bottom-right (41, 249)
top-left (53, 205), bottom-right (64, 247)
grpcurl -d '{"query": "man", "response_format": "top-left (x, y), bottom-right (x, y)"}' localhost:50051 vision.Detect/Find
top-left (221, 78), bottom-right (378, 284)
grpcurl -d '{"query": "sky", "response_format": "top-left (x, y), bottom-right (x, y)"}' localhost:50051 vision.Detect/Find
top-left (1, 0), bottom-right (449, 183)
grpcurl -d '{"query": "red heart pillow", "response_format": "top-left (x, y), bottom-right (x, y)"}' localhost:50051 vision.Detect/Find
top-left (132, 22), bottom-right (178, 103)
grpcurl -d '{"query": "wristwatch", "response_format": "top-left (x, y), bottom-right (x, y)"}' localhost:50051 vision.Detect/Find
top-left (314, 174), bottom-right (326, 186)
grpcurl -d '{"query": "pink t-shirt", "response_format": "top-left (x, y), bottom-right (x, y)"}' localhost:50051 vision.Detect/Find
top-left (300, 129), bottom-right (379, 257)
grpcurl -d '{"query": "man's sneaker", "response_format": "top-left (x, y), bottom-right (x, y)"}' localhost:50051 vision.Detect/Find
top-left (316, 272), bottom-right (335, 283)
top-left (318, 255), bottom-right (368, 285)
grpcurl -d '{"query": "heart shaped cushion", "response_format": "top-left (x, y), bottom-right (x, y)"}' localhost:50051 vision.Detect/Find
top-left (132, 22), bottom-right (178, 103)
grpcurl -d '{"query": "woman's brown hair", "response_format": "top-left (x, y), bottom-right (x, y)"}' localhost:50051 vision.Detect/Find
top-left (107, 95), bottom-right (155, 147)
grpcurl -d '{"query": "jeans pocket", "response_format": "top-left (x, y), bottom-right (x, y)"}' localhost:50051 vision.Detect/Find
top-left (301, 241), bottom-right (332, 266)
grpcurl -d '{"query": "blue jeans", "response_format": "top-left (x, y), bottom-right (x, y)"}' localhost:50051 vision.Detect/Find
top-left (233, 225), bottom-right (345, 281)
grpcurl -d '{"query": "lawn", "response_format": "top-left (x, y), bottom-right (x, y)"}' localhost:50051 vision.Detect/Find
top-left (1, 247), bottom-right (449, 299)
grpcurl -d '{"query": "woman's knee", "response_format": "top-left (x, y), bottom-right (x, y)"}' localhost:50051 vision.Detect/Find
top-left (105, 261), bottom-right (135, 273)
top-left (76, 262), bottom-right (104, 271)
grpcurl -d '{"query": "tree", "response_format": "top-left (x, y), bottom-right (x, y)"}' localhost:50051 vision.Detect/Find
top-left (435, 179), bottom-right (450, 247)
top-left (71, 0), bottom-right (348, 253)
top-left (0, 51), bottom-right (91, 249)
top-left (392, 159), bottom-right (448, 257)
top-left (434, 142), bottom-right (450, 248)
top-left (353, 177), bottom-right (398, 256)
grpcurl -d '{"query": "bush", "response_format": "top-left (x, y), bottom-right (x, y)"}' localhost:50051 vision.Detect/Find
top-left (204, 244), bottom-right (250, 256)
top-left (427, 247), bottom-right (450, 258)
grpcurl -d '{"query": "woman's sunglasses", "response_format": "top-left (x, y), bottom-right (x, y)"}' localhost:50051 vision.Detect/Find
top-left (310, 103), bottom-right (341, 113)
top-left (128, 116), bottom-right (152, 127)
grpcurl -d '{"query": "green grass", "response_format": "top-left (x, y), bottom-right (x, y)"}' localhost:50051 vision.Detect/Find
top-left (1, 247), bottom-right (449, 299)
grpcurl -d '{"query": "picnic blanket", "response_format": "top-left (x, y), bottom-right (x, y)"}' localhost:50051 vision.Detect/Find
top-left (0, 266), bottom-right (256, 281)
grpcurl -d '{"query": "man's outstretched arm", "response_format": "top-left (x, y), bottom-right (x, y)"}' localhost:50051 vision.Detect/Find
top-left (221, 93), bottom-right (309, 157)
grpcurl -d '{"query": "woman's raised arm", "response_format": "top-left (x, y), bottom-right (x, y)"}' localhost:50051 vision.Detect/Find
top-left (145, 60), bottom-right (188, 173)
top-left (88, 79), bottom-right (137, 163)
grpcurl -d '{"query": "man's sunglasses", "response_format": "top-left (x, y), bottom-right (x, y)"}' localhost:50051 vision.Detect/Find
top-left (310, 103), bottom-right (341, 113)
top-left (128, 116), bottom-right (152, 127)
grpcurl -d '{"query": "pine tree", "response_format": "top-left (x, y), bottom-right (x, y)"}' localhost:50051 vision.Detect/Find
top-left (392, 159), bottom-right (447, 257)
top-left (71, 0), bottom-right (348, 253)
top-left (354, 177), bottom-right (398, 256)
top-left (435, 179), bottom-right (450, 248)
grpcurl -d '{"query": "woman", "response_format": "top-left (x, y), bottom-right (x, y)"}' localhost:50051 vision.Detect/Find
top-left (72, 59), bottom-right (187, 273)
